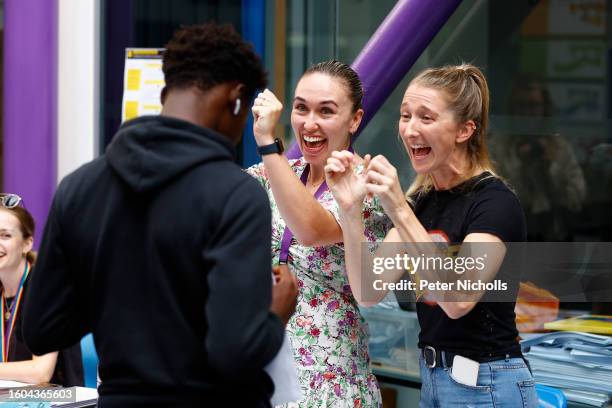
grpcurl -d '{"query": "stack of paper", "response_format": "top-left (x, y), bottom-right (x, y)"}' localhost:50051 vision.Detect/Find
top-left (521, 331), bottom-right (612, 407)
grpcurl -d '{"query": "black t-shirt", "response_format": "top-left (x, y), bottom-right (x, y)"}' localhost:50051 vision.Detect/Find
top-left (412, 172), bottom-right (526, 358)
top-left (11, 279), bottom-right (84, 386)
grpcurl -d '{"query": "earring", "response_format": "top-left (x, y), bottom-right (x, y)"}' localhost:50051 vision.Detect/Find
top-left (233, 98), bottom-right (241, 116)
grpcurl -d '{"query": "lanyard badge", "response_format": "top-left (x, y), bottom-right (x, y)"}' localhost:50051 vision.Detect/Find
top-left (1, 262), bottom-right (30, 362)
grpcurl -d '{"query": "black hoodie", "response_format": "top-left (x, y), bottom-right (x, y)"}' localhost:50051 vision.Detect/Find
top-left (23, 116), bottom-right (284, 407)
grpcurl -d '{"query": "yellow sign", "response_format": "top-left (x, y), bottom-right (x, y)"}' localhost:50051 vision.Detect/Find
top-left (121, 48), bottom-right (165, 122)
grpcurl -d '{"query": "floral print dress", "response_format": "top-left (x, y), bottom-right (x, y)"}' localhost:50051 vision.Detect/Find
top-left (247, 159), bottom-right (392, 408)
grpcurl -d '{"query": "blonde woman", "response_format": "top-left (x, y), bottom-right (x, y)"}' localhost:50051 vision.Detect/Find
top-left (326, 65), bottom-right (537, 407)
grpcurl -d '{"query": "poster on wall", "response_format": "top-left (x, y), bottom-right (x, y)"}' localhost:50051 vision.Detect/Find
top-left (121, 48), bottom-right (165, 122)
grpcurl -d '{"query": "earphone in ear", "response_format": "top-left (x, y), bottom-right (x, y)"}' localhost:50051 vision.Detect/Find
top-left (233, 98), bottom-right (241, 116)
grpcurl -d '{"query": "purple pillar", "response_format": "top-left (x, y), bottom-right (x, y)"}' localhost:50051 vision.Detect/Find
top-left (3, 0), bottom-right (58, 247)
top-left (287, 0), bottom-right (462, 159)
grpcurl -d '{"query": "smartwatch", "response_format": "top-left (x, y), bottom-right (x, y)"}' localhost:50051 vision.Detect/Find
top-left (257, 138), bottom-right (284, 156)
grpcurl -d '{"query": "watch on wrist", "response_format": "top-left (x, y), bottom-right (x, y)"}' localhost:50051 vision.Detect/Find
top-left (257, 138), bottom-right (284, 156)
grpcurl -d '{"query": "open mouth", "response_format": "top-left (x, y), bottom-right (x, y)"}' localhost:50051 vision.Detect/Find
top-left (302, 135), bottom-right (327, 154)
top-left (410, 144), bottom-right (432, 159)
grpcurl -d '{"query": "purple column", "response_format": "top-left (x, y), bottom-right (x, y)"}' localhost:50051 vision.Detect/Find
top-left (3, 0), bottom-right (58, 247)
top-left (287, 0), bottom-right (462, 159)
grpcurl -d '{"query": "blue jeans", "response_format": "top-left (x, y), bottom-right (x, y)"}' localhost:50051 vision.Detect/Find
top-left (419, 354), bottom-right (538, 408)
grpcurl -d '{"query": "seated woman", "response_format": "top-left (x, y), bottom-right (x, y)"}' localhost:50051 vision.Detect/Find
top-left (0, 193), bottom-right (82, 386)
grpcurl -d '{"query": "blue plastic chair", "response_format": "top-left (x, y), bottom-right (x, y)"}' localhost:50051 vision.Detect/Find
top-left (536, 384), bottom-right (567, 408)
top-left (80, 333), bottom-right (99, 388)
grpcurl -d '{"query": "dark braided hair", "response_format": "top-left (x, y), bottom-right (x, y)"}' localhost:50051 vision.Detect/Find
top-left (162, 23), bottom-right (267, 102)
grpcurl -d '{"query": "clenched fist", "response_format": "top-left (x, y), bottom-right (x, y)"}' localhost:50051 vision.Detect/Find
top-left (252, 89), bottom-right (283, 146)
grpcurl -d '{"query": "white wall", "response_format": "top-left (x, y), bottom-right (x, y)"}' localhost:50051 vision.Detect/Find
top-left (57, 0), bottom-right (100, 183)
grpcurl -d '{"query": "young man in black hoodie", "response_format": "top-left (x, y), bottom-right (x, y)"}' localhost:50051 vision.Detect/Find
top-left (23, 23), bottom-right (297, 407)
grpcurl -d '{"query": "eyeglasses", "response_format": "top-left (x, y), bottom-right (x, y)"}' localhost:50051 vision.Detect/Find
top-left (0, 194), bottom-right (22, 209)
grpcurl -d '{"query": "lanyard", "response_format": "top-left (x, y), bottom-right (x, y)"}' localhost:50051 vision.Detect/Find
top-left (278, 164), bottom-right (328, 264)
top-left (1, 262), bottom-right (30, 362)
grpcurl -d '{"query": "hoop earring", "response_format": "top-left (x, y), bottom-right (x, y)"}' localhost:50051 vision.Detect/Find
top-left (233, 98), bottom-right (241, 116)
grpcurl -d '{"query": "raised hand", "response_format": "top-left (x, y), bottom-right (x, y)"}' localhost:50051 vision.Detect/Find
top-left (365, 155), bottom-right (407, 222)
top-left (252, 89), bottom-right (283, 145)
top-left (325, 150), bottom-right (369, 215)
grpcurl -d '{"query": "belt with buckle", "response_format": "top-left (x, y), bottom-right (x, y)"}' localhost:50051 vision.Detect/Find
top-left (421, 345), bottom-right (524, 368)
top-left (422, 345), bottom-right (448, 368)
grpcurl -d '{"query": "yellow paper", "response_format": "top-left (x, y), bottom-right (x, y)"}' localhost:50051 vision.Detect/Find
top-left (544, 315), bottom-right (612, 335)
top-left (124, 101), bottom-right (139, 120)
top-left (127, 69), bottom-right (142, 91)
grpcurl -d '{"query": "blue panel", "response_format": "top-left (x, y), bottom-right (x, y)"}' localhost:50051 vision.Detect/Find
top-left (535, 384), bottom-right (567, 408)
top-left (241, 0), bottom-right (266, 168)
top-left (80, 333), bottom-right (99, 388)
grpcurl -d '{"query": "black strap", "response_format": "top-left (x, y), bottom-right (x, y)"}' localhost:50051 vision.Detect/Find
top-left (422, 347), bottom-right (524, 367)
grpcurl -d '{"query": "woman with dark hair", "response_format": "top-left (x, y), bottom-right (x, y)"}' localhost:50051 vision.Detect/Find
top-left (248, 61), bottom-right (390, 407)
top-left (0, 193), bottom-right (82, 386)
top-left (327, 64), bottom-right (537, 407)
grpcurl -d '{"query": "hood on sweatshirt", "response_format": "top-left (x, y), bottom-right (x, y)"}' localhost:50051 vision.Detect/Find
top-left (106, 116), bottom-right (236, 193)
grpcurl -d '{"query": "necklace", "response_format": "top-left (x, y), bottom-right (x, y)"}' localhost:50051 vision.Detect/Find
top-left (3, 297), bottom-right (13, 321)
top-left (306, 172), bottom-right (325, 192)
